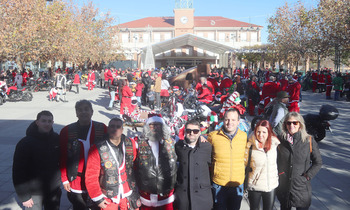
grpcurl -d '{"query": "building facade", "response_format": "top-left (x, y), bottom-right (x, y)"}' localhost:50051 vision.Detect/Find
top-left (117, 0), bottom-right (263, 68)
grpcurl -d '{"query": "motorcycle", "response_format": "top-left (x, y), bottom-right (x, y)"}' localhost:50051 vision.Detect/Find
top-left (6, 85), bottom-right (33, 102)
top-left (33, 78), bottom-right (54, 92)
top-left (0, 82), bottom-right (7, 105)
top-left (304, 104), bottom-right (339, 142)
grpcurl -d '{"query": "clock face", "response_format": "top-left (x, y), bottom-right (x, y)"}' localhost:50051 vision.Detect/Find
top-left (180, 16), bottom-right (188, 24)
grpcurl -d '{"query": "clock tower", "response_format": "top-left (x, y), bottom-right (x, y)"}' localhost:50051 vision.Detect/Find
top-left (174, 0), bottom-right (194, 37)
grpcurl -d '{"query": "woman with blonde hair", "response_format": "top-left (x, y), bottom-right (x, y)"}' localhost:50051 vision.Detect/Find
top-left (276, 112), bottom-right (322, 210)
top-left (245, 120), bottom-right (280, 210)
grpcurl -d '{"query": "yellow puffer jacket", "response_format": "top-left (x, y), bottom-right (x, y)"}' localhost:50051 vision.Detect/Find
top-left (208, 129), bottom-right (247, 187)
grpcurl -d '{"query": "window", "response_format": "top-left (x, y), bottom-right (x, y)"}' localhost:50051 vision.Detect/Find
top-left (241, 32), bottom-right (247, 42)
top-left (143, 33), bottom-right (149, 43)
top-left (251, 32), bottom-right (258, 42)
top-left (206, 51), bottom-right (214, 56)
top-left (229, 33), bottom-right (236, 42)
top-left (133, 34), bottom-right (139, 43)
top-left (207, 32), bottom-right (215, 40)
top-left (197, 32), bottom-right (204, 37)
top-left (165, 50), bottom-right (171, 56)
top-left (197, 48), bottom-right (203, 56)
top-left (188, 47), bottom-right (193, 56)
top-left (176, 48), bottom-right (182, 56)
top-left (219, 33), bottom-right (225, 42)
top-left (154, 33), bottom-right (161, 42)
top-left (164, 33), bottom-right (171, 40)
top-left (122, 33), bottom-right (129, 43)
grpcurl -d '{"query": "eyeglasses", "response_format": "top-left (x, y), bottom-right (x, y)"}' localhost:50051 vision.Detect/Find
top-left (185, 129), bottom-right (200, 134)
top-left (286, 121), bottom-right (299, 126)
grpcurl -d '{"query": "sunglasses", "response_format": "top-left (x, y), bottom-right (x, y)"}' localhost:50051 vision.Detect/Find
top-left (185, 129), bottom-right (200, 134)
top-left (286, 121), bottom-right (299, 126)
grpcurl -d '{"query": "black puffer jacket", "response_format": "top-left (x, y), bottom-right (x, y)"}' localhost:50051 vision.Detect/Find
top-left (12, 122), bottom-right (61, 202)
top-left (276, 132), bottom-right (322, 208)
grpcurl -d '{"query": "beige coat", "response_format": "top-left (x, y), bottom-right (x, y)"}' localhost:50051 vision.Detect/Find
top-left (244, 134), bottom-right (280, 192)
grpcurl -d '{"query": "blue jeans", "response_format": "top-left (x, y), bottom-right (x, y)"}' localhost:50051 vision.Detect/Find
top-left (136, 96), bottom-right (141, 106)
top-left (213, 183), bottom-right (244, 210)
top-left (109, 91), bottom-right (115, 107)
top-left (334, 90), bottom-right (341, 101)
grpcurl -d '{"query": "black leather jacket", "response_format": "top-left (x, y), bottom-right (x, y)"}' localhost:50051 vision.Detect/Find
top-left (135, 138), bottom-right (177, 194)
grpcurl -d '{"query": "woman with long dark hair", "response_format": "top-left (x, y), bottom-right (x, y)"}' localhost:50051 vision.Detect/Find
top-left (245, 120), bottom-right (280, 210)
top-left (276, 112), bottom-right (322, 210)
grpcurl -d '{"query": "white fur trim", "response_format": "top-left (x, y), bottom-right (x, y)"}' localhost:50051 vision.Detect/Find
top-left (146, 116), bottom-right (164, 125)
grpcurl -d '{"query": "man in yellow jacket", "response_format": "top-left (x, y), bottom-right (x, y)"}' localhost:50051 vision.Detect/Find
top-left (208, 108), bottom-right (247, 210)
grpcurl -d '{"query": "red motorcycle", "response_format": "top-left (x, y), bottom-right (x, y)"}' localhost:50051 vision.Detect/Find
top-left (6, 85), bottom-right (33, 102)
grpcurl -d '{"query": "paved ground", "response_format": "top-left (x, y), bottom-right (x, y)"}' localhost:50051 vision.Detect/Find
top-left (0, 85), bottom-right (349, 210)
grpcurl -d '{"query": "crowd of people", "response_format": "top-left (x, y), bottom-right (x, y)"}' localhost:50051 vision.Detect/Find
top-left (8, 64), bottom-right (349, 210)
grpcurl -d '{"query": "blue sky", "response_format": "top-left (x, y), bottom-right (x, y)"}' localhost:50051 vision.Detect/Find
top-left (86, 0), bottom-right (318, 44)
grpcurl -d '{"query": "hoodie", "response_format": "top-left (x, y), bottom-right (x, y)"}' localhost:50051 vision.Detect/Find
top-left (12, 121), bottom-right (61, 202)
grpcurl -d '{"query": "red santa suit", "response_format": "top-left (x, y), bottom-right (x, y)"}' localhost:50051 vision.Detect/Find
top-left (49, 88), bottom-right (58, 101)
top-left (311, 72), bottom-right (318, 92)
top-left (286, 80), bottom-right (301, 112)
top-left (87, 72), bottom-right (95, 90)
top-left (195, 80), bottom-right (215, 95)
top-left (233, 68), bottom-right (241, 75)
top-left (207, 77), bottom-right (219, 91)
top-left (265, 70), bottom-right (271, 82)
top-left (85, 137), bottom-right (140, 210)
top-left (198, 87), bottom-right (213, 104)
top-left (106, 69), bottom-right (113, 83)
top-left (260, 80), bottom-right (279, 114)
top-left (242, 68), bottom-right (249, 79)
top-left (219, 77), bottom-right (233, 92)
top-left (22, 71), bottom-right (28, 86)
top-left (279, 78), bottom-right (289, 91)
top-left (325, 74), bottom-right (332, 98)
top-left (59, 121), bottom-right (107, 194)
top-left (248, 81), bottom-right (260, 116)
top-left (120, 85), bottom-right (133, 115)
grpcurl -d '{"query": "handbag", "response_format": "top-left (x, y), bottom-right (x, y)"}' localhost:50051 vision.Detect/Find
top-left (244, 145), bottom-right (253, 191)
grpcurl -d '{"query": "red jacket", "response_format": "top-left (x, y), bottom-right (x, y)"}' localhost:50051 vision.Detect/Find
top-left (286, 81), bottom-right (301, 102)
top-left (59, 122), bottom-right (107, 191)
top-left (207, 78), bottom-right (218, 91)
top-left (312, 72), bottom-right (318, 81)
top-left (279, 79), bottom-right (289, 91)
top-left (73, 74), bottom-right (80, 84)
top-left (85, 139), bottom-right (137, 203)
top-left (318, 74), bottom-right (325, 84)
top-left (135, 83), bottom-right (144, 97)
top-left (262, 81), bottom-right (279, 100)
top-left (243, 68), bottom-right (249, 79)
top-left (220, 78), bottom-right (233, 91)
top-left (195, 80), bottom-right (215, 95)
top-left (106, 69), bottom-right (113, 81)
top-left (326, 74), bottom-right (332, 86)
top-left (198, 88), bottom-right (213, 103)
top-left (88, 72), bottom-right (95, 83)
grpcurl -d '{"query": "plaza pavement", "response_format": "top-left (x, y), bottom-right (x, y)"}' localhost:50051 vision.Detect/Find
top-left (0, 85), bottom-right (349, 210)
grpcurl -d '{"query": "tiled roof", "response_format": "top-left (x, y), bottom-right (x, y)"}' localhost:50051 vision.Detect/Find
top-left (118, 16), bottom-right (262, 28)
